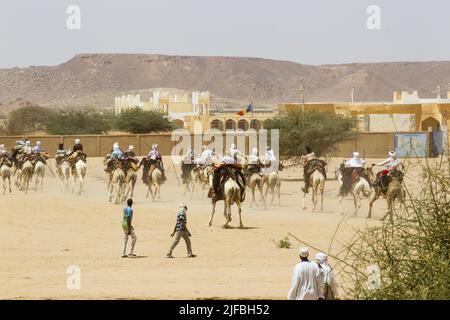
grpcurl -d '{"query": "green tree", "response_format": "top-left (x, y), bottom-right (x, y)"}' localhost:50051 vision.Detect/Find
top-left (115, 107), bottom-right (173, 134)
top-left (6, 106), bottom-right (57, 135)
top-left (264, 110), bottom-right (357, 160)
top-left (45, 108), bottom-right (112, 135)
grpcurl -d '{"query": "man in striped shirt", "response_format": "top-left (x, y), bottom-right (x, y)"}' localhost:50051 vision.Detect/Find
top-left (166, 203), bottom-right (196, 258)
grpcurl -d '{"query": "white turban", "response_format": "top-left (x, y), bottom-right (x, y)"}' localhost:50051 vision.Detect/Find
top-left (36, 141), bottom-right (41, 146)
top-left (128, 145), bottom-right (134, 151)
top-left (154, 144), bottom-right (158, 149)
top-left (75, 139), bottom-right (80, 144)
top-left (299, 247), bottom-right (309, 258)
top-left (231, 143), bottom-right (236, 149)
top-left (353, 152), bottom-right (360, 158)
top-left (316, 252), bottom-right (328, 264)
top-left (113, 143), bottom-right (119, 150)
top-left (26, 141), bottom-right (31, 146)
top-left (179, 203), bottom-right (187, 209)
top-left (252, 147), bottom-right (258, 155)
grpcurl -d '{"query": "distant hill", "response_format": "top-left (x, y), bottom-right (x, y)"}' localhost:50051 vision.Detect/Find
top-left (1, 54), bottom-right (450, 110)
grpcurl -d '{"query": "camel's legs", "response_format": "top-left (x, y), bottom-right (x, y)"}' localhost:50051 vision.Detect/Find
top-left (238, 201), bottom-right (243, 228)
top-left (368, 192), bottom-right (380, 219)
top-left (208, 202), bottom-right (216, 226)
top-left (352, 193), bottom-right (359, 216)
top-left (319, 184), bottom-right (324, 211)
top-left (302, 191), bottom-right (307, 210)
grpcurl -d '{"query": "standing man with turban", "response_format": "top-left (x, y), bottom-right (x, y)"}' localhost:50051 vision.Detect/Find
top-left (287, 247), bottom-right (324, 300)
top-left (315, 252), bottom-right (339, 300)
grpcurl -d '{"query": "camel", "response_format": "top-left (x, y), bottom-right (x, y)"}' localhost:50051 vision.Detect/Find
top-left (208, 168), bottom-right (244, 228)
top-left (71, 158), bottom-right (87, 195)
top-left (33, 159), bottom-right (46, 192)
top-left (337, 165), bottom-right (373, 216)
top-left (302, 170), bottom-right (325, 212)
top-left (187, 164), bottom-right (214, 197)
top-left (146, 166), bottom-right (162, 200)
top-left (56, 160), bottom-right (71, 192)
top-left (183, 164), bottom-right (197, 197)
top-left (262, 171), bottom-right (281, 206)
top-left (368, 169), bottom-right (406, 222)
top-left (124, 163), bottom-right (138, 199)
top-left (108, 166), bottom-right (125, 204)
top-left (243, 162), bottom-right (266, 208)
top-left (0, 163), bottom-right (12, 194)
top-left (19, 160), bottom-right (34, 194)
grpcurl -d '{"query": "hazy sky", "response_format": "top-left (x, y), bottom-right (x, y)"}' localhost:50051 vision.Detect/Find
top-left (0, 0), bottom-right (449, 68)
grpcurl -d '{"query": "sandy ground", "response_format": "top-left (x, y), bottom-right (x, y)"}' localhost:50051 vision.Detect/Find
top-left (0, 156), bottom-right (418, 300)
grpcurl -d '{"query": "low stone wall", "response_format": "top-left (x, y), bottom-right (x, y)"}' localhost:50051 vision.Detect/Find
top-left (0, 132), bottom-right (431, 158)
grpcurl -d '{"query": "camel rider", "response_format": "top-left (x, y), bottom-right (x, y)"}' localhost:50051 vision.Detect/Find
top-left (185, 146), bottom-right (199, 164)
top-left (124, 145), bottom-right (138, 160)
top-left (209, 150), bottom-right (246, 202)
top-left (23, 140), bottom-right (32, 155)
top-left (34, 141), bottom-right (43, 153)
top-left (0, 144), bottom-right (10, 157)
top-left (246, 147), bottom-right (261, 177)
top-left (302, 146), bottom-right (327, 194)
top-left (374, 151), bottom-right (401, 190)
top-left (55, 143), bottom-right (68, 166)
top-left (181, 146), bottom-right (196, 183)
top-left (67, 138), bottom-right (87, 168)
top-left (105, 143), bottom-right (123, 173)
top-left (147, 144), bottom-right (166, 181)
top-left (73, 138), bottom-right (83, 153)
top-left (230, 143), bottom-right (243, 164)
top-left (123, 145), bottom-right (139, 172)
top-left (261, 146), bottom-right (277, 174)
top-left (338, 152), bottom-right (366, 196)
top-left (0, 145), bottom-right (12, 167)
top-left (200, 145), bottom-right (214, 166)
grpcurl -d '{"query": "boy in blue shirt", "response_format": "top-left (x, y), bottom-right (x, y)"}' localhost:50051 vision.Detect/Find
top-left (122, 199), bottom-right (137, 258)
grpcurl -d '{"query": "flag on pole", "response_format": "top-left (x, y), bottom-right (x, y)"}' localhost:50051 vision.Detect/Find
top-left (237, 102), bottom-right (253, 116)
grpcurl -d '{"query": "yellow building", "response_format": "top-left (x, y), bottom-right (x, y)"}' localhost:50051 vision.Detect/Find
top-left (279, 90), bottom-right (450, 132)
top-left (115, 90), bottom-right (449, 135)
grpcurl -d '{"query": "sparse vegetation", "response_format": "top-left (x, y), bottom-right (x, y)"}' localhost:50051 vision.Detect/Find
top-left (264, 110), bottom-right (357, 161)
top-left (45, 108), bottom-right (112, 135)
top-left (4, 106), bottom-right (57, 135)
top-left (274, 236), bottom-right (293, 249)
top-left (336, 155), bottom-right (450, 299)
top-left (115, 107), bottom-right (173, 134)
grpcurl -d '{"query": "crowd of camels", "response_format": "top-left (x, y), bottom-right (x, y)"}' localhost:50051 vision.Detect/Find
top-left (0, 150), bottom-right (406, 226)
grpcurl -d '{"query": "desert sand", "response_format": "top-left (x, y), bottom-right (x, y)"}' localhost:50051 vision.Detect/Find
top-left (1, 157), bottom-right (409, 300)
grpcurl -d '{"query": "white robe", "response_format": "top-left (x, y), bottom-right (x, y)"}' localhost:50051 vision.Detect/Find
top-left (288, 261), bottom-right (324, 300)
top-left (377, 157), bottom-right (400, 170)
top-left (319, 263), bottom-right (339, 299)
top-left (200, 149), bottom-right (213, 164)
top-left (248, 154), bottom-right (259, 164)
top-left (345, 157), bottom-right (365, 168)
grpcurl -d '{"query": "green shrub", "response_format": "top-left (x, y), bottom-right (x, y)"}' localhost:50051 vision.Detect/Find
top-left (115, 107), bottom-right (173, 134)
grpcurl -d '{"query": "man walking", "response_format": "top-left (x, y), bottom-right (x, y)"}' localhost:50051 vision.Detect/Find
top-left (287, 247), bottom-right (324, 300)
top-left (122, 199), bottom-right (137, 258)
top-left (166, 203), bottom-right (196, 258)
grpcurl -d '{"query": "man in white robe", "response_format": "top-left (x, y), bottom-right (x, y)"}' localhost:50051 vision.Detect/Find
top-left (288, 247), bottom-right (324, 300)
top-left (316, 252), bottom-right (339, 300)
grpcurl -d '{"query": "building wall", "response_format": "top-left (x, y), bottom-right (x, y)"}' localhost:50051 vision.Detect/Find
top-left (0, 132), bottom-right (434, 158)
